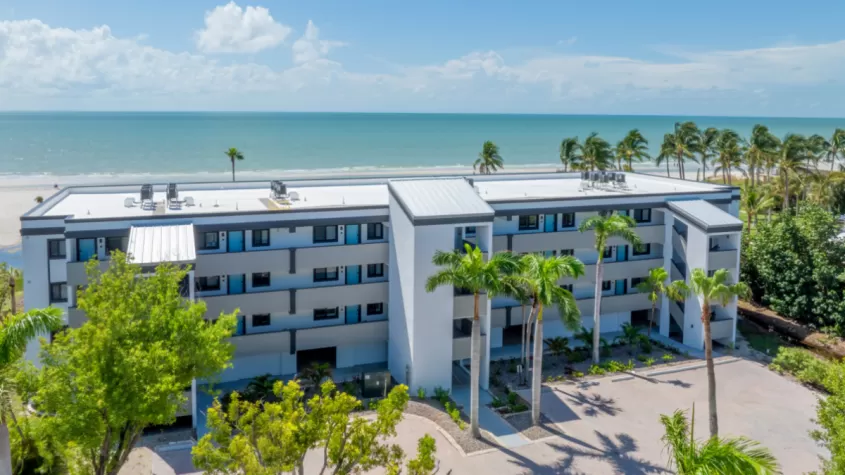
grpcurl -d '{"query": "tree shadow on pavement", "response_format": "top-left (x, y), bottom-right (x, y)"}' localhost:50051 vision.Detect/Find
top-left (553, 388), bottom-right (622, 417)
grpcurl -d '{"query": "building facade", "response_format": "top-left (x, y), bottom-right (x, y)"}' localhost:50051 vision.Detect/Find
top-left (20, 171), bottom-right (742, 426)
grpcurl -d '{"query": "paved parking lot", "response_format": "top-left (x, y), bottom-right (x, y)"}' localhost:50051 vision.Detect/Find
top-left (154, 359), bottom-right (825, 474)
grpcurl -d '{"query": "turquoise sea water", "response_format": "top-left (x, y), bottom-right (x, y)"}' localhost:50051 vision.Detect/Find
top-left (1, 112), bottom-right (843, 178)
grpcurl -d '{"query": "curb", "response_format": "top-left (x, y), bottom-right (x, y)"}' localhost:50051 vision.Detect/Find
top-left (611, 357), bottom-right (740, 382)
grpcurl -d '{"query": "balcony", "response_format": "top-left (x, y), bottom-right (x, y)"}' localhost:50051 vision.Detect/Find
top-left (195, 248), bottom-right (291, 278)
top-left (501, 224), bottom-right (665, 254)
top-left (562, 258), bottom-right (664, 284)
top-left (709, 316), bottom-right (734, 341)
top-left (297, 320), bottom-right (388, 351)
top-left (297, 282), bottom-right (388, 311)
top-left (67, 260), bottom-right (110, 288)
top-left (671, 259), bottom-right (687, 280)
top-left (453, 292), bottom-right (487, 319)
top-left (203, 289), bottom-right (291, 319)
top-left (230, 329), bottom-right (291, 357)
top-left (672, 228), bottom-right (687, 255)
top-left (297, 242), bottom-right (387, 270)
top-left (709, 249), bottom-right (738, 271)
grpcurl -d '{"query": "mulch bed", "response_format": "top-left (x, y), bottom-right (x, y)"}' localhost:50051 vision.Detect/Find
top-left (405, 399), bottom-right (499, 454)
top-left (739, 300), bottom-right (845, 359)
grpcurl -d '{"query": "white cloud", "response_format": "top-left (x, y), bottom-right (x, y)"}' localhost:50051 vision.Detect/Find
top-left (291, 20), bottom-right (345, 64)
top-left (196, 2), bottom-right (291, 53)
top-left (557, 37), bottom-right (577, 46)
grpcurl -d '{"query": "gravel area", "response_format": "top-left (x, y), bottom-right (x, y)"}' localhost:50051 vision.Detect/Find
top-left (504, 412), bottom-right (565, 441)
top-left (405, 399), bottom-right (499, 454)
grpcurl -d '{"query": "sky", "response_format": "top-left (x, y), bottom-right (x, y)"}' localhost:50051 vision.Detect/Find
top-left (1, 0), bottom-right (844, 116)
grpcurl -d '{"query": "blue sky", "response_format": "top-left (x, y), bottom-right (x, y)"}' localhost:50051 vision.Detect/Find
top-left (2, 0), bottom-right (845, 116)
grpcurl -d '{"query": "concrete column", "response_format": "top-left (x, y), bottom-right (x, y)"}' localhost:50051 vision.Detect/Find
top-left (659, 211), bottom-right (673, 337)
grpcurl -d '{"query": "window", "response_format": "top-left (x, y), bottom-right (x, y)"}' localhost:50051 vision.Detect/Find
top-left (601, 280), bottom-right (612, 291)
top-left (561, 213), bottom-right (575, 228)
top-left (105, 236), bottom-right (128, 254)
top-left (196, 276), bottom-right (221, 291)
top-left (560, 284), bottom-right (573, 293)
top-left (632, 243), bottom-right (651, 256)
top-left (631, 277), bottom-right (645, 288)
top-left (49, 283), bottom-right (67, 303)
top-left (252, 314), bottom-right (271, 327)
top-left (633, 208), bottom-right (652, 223)
top-left (313, 267), bottom-right (339, 282)
top-left (603, 246), bottom-right (613, 259)
top-left (314, 307), bottom-right (339, 321)
top-left (367, 264), bottom-right (384, 278)
top-left (560, 249), bottom-right (574, 257)
top-left (201, 232), bottom-right (220, 250)
top-left (48, 239), bottom-right (66, 259)
top-left (518, 215), bottom-right (539, 231)
top-left (252, 229), bottom-right (270, 247)
top-left (367, 303), bottom-right (384, 315)
top-left (465, 226), bottom-right (476, 238)
top-left (252, 272), bottom-right (271, 287)
top-left (313, 225), bottom-right (338, 243)
top-left (367, 223), bottom-right (384, 240)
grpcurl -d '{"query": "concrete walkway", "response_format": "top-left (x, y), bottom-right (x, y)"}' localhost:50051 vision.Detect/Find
top-left (450, 386), bottom-right (531, 449)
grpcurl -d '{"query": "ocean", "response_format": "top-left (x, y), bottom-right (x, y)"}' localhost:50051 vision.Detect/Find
top-left (2, 112), bottom-right (843, 180)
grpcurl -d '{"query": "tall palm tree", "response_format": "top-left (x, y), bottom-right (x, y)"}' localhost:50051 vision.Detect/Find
top-left (559, 137), bottom-right (582, 172)
top-left (578, 213), bottom-right (641, 364)
top-left (515, 254), bottom-right (583, 426)
top-left (824, 128), bottom-right (845, 172)
top-left (615, 129), bottom-right (650, 171)
top-left (426, 245), bottom-right (518, 438)
top-left (698, 127), bottom-right (720, 180)
top-left (739, 184), bottom-right (775, 232)
top-left (689, 268), bottom-right (749, 438)
top-left (660, 407), bottom-right (781, 474)
top-left (714, 129), bottom-right (745, 185)
top-left (744, 125), bottom-right (778, 187)
top-left (580, 133), bottom-right (614, 171)
top-left (635, 267), bottom-right (689, 338)
top-left (807, 171), bottom-right (845, 210)
top-left (225, 147), bottom-right (244, 182)
top-left (473, 141), bottom-right (504, 175)
top-left (0, 308), bottom-right (63, 475)
top-left (659, 122), bottom-right (700, 180)
top-left (774, 134), bottom-right (811, 208)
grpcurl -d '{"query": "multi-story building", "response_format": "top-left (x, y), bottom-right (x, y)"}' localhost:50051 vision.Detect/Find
top-left (20, 171), bottom-right (742, 427)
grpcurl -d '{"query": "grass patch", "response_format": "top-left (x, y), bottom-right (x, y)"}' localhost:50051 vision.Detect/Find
top-left (737, 317), bottom-right (786, 356)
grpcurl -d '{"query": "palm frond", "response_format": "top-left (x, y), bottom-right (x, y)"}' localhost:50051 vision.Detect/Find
top-left (0, 307), bottom-right (63, 365)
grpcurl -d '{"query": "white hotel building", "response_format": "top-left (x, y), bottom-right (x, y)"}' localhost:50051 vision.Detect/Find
top-left (20, 172), bottom-right (742, 423)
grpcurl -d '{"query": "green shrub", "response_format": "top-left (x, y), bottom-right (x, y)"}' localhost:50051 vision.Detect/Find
top-left (643, 357), bottom-right (655, 367)
top-left (636, 354), bottom-right (649, 363)
top-left (491, 397), bottom-right (506, 408)
top-left (639, 339), bottom-right (653, 354)
top-left (417, 387), bottom-right (426, 399)
top-left (444, 401), bottom-right (464, 429)
top-left (624, 359), bottom-right (635, 371)
top-left (433, 386), bottom-right (450, 406)
top-left (507, 359), bottom-right (518, 373)
top-left (511, 403), bottom-right (529, 413)
top-left (568, 350), bottom-right (588, 363)
top-left (507, 391), bottom-right (518, 406)
top-left (770, 347), bottom-right (836, 392)
top-left (572, 371), bottom-right (584, 378)
top-left (588, 365), bottom-right (606, 376)
top-left (661, 353), bottom-right (675, 362)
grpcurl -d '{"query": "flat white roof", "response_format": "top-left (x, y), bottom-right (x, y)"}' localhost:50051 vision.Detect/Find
top-left (667, 199), bottom-right (743, 232)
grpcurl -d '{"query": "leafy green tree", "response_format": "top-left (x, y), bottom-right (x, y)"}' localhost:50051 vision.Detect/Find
top-left (0, 308), bottom-right (62, 475)
top-left (515, 253), bottom-right (583, 426)
top-left (615, 129), bottom-right (650, 171)
top-left (473, 140), bottom-right (504, 174)
top-left (579, 212), bottom-right (641, 363)
top-left (194, 380), bottom-right (436, 475)
top-left (31, 252), bottom-right (237, 475)
top-left (225, 147), bottom-right (245, 182)
top-left (812, 359), bottom-right (845, 474)
top-left (635, 267), bottom-right (689, 338)
top-left (580, 132), bottom-right (614, 171)
top-left (559, 137), bottom-right (582, 172)
top-left (658, 122), bottom-right (700, 180)
top-left (698, 127), bottom-right (720, 179)
top-left (426, 245), bottom-right (518, 438)
top-left (689, 268), bottom-right (749, 438)
top-left (660, 407), bottom-right (780, 474)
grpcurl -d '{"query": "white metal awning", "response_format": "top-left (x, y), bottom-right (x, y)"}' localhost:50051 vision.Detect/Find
top-left (127, 224), bottom-right (197, 265)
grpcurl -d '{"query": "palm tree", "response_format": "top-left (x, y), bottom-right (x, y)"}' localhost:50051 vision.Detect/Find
top-left (473, 141), bottom-right (504, 175)
top-left (635, 267), bottom-right (689, 338)
top-left (824, 128), bottom-right (845, 171)
top-left (714, 129), bottom-right (745, 185)
top-left (515, 253), bottom-right (583, 426)
top-left (698, 127), bottom-right (720, 180)
top-left (225, 147), bottom-right (244, 182)
top-left (544, 337), bottom-right (570, 362)
top-left (739, 184), bottom-right (775, 232)
top-left (615, 129), bottom-right (650, 171)
top-left (578, 212), bottom-right (641, 364)
top-left (774, 134), bottom-right (811, 208)
top-left (659, 122), bottom-right (700, 180)
top-left (0, 308), bottom-right (63, 475)
top-left (614, 322), bottom-right (644, 354)
top-left (690, 268), bottom-right (749, 438)
top-left (559, 137), bottom-right (582, 172)
top-left (660, 407), bottom-right (781, 474)
top-left (808, 171), bottom-right (845, 210)
top-left (580, 133), bottom-right (614, 171)
top-left (744, 125), bottom-right (778, 187)
top-left (426, 245), bottom-right (518, 438)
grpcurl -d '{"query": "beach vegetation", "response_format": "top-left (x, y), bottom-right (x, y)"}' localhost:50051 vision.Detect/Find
top-left (657, 121), bottom-right (700, 180)
top-left (473, 140), bottom-right (504, 174)
top-left (615, 129), bottom-right (650, 171)
top-left (635, 267), bottom-right (689, 338)
top-left (559, 137), bottom-right (582, 172)
top-left (225, 146), bottom-right (244, 182)
top-left (580, 132), bottom-right (614, 171)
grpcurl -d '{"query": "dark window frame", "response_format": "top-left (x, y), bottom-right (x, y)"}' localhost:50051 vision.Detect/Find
top-left (313, 225), bottom-right (339, 243)
top-left (252, 314), bottom-right (271, 327)
top-left (196, 276), bottom-right (221, 292)
top-left (633, 208), bottom-right (652, 223)
top-left (367, 223), bottom-right (384, 240)
top-left (49, 282), bottom-right (68, 303)
top-left (367, 263), bottom-right (384, 278)
top-left (366, 303), bottom-right (384, 316)
top-left (602, 246), bottom-right (613, 259)
top-left (464, 226), bottom-right (476, 238)
top-left (518, 215), bottom-right (539, 231)
top-left (48, 239), bottom-right (66, 259)
top-left (252, 272), bottom-right (271, 288)
top-left (314, 307), bottom-right (340, 321)
top-left (632, 243), bottom-right (651, 256)
top-left (252, 229), bottom-right (270, 247)
top-left (560, 284), bottom-right (573, 293)
top-left (201, 232), bottom-right (220, 250)
top-left (601, 280), bottom-right (613, 291)
top-left (560, 249), bottom-right (574, 257)
top-left (105, 236), bottom-right (128, 255)
top-left (313, 267), bottom-right (340, 282)
top-left (561, 212), bottom-right (576, 228)
top-left (631, 277), bottom-right (645, 288)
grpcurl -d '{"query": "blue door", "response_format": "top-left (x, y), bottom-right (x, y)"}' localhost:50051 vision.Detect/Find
top-left (77, 238), bottom-right (97, 261)
top-left (345, 224), bottom-right (360, 245)
top-left (228, 231), bottom-right (244, 252)
top-left (235, 315), bottom-right (246, 335)
top-left (544, 214), bottom-right (557, 232)
top-left (346, 265), bottom-right (361, 285)
top-left (346, 305), bottom-right (361, 324)
top-left (229, 274), bottom-right (245, 294)
top-left (615, 279), bottom-right (627, 295)
top-left (617, 245), bottom-right (628, 262)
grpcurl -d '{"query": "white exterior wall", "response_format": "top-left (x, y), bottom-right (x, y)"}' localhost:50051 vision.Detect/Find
top-left (682, 221), bottom-right (708, 348)
top-left (387, 198), bottom-right (415, 387)
top-left (219, 352), bottom-right (297, 382)
top-left (337, 342), bottom-right (388, 369)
